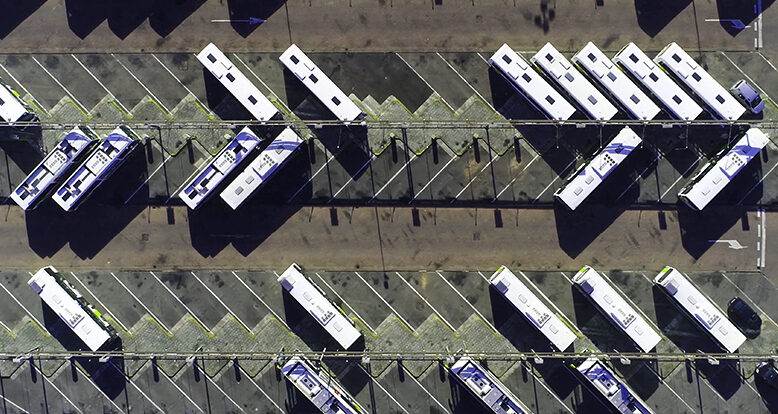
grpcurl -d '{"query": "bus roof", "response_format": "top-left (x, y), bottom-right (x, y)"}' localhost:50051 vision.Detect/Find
top-left (572, 42), bottom-right (660, 120)
top-left (488, 43), bottom-right (576, 121)
top-left (0, 81), bottom-right (31, 124)
top-left (532, 43), bottom-right (618, 121)
top-left (450, 356), bottom-right (531, 414)
top-left (575, 357), bottom-right (655, 414)
top-left (281, 356), bottom-right (361, 414)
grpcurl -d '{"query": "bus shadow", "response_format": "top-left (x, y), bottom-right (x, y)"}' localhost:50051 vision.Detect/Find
top-left (65, 0), bottom-right (205, 39)
top-left (226, 0), bottom-right (286, 38)
top-left (652, 285), bottom-right (727, 353)
top-left (716, 0), bottom-right (775, 36)
top-left (280, 287), bottom-right (365, 352)
top-left (755, 372), bottom-right (778, 413)
top-left (633, 0), bottom-right (692, 38)
top-left (0, 0), bottom-right (45, 38)
top-left (676, 204), bottom-right (748, 259)
top-left (692, 357), bottom-right (742, 400)
top-left (554, 203), bottom-right (632, 259)
top-left (447, 365), bottom-right (493, 414)
top-left (0, 132), bottom-right (44, 175)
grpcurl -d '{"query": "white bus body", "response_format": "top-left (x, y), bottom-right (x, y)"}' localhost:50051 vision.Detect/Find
top-left (196, 43), bottom-right (279, 122)
top-left (572, 266), bottom-right (661, 352)
top-left (653, 266), bottom-right (746, 353)
top-left (280, 356), bottom-right (362, 414)
top-left (655, 43), bottom-right (745, 121)
top-left (449, 356), bottom-right (532, 414)
top-left (554, 126), bottom-right (642, 210)
top-left (574, 357), bottom-right (655, 414)
top-left (613, 43), bottom-right (703, 121)
top-left (220, 127), bottom-right (303, 210)
top-left (52, 126), bottom-right (140, 211)
top-left (179, 127), bottom-right (261, 209)
top-left (28, 266), bottom-right (117, 351)
top-left (0, 77), bottom-right (36, 127)
top-left (487, 43), bottom-right (576, 121)
top-left (531, 43), bottom-right (618, 121)
top-left (11, 127), bottom-right (99, 210)
top-left (572, 42), bottom-right (660, 120)
top-left (277, 263), bottom-right (361, 350)
top-left (279, 44), bottom-right (364, 122)
top-left (489, 266), bottom-right (577, 351)
top-left (678, 128), bottom-right (769, 210)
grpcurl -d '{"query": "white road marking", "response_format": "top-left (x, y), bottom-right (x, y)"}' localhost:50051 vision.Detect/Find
top-left (194, 362), bottom-right (245, 412)
top-left (70, 54), bottom-right (132, 116)
top-left (124, 142), bottom-right (170, 204)
top-left (639, 272), bottom-right (654, 283)
top-left (70, 272), bottom-right (130, 334)
top-left (314, 272), bottom-right (377, 335)
top-left (29, 362), bottom-right (83, 414)
top-left (761, 208), bottom-right (767, 267)
top-left (330, 154), bottom-right (376, 201)
top-left (110, 53), bottom-right (172, 114)
top-left (0, 393), bottom-right (27, 413)
top-left (758, 0), bottom-right (764, 49)
top-left (523, 363), bottom-right (575, 414)
top-left (517, 270), bottom-right (580, 334)
top-left (0, 62), bottom-right (49, 116)
top-left (150, 271), bottom-right (213, 334)
top-left (110, 272), bottom-right (171, 334)
top-left (287, 147), bottom-right (335, 203)
top-left (495, 151), bottom-right (540, 199)
top-left (395, 52), bottom-right (453, 110)
top-left (74, 363), bottom-right (125, 413)
top-left (559, 271), bottom-right (573, 284)
top-left (354, 271), bottom-right (416, 332)
top-left (0, 279), bottom-right (48, 335)
top-left (235, 363), bottom-right (285, 413)
top-left (477, 270), bottom-right (491, 283)
top-left (371, 154), bottom-right (417, 201)
top-left (476, 52), bottom-right (490, 64)
top-left (720, 51), bottom-right (773, 102)
top-left (401, 363), bottom-right (451, 414)
top-left (231, 53), bottom-right (293, 114)
top-left (357, 364), bottom-right (410, 414)
top-left (409, 155), bottom-right (457, 203)
top-left (532, 156), bottom-right (578, 203)
top-left (30, 55), bottom-right (88, 114)
top-left (737, 158), bottom-right (778, 204)
top-left (191, 271), bottom-right (253, 335)
top-left (642, 363), bottom-right (697, 413)
top-left (435, 51), bottom-right (497, 112)
top-left (453, 151), bottom-right (499, 201)
top-left (758, 51), bottom-right (777, 72)
top-left (395, 272), bottom-right (457, 332)
top-left (153, 362), bottom-right (205, 413)
top-left (151, 54), bottom-right (213, 116)
top-left (0, 319), bottom-right (13, 337)
top-left (435, 270), bottom-right (497, 333)
top-left (719, 271), bottom-right (777, 328)
top-left (109, 361), bottom-right (166, 413)
top-left (659, 154), bottom-right (702, 200)
top-left (233, 271), bottom-right (290, 331)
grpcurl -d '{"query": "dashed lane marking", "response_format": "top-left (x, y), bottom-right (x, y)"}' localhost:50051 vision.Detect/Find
top-left (110, 272), bottom-right (172, 334)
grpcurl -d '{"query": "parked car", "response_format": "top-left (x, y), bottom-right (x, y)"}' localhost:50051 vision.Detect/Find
top-left (756, 362), bottom-right (778, 390)
top-left (727, 296), bottom-right (762, 338)
top-left (730, 80), bottom-right (765, 114)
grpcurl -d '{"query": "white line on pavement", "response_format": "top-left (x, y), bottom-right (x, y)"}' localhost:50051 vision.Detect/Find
top-left (1, 278), bottom-right (48, 335)
top-left (191, 271), bottom-right (253, 335)
top-left (152, 54), bottom-right (212, 116)
top-left (720, 51), bottom-right (773, 102)
top-left (435, 51), bottom-right (497, 112)
top-left (70, 272), bottom-right (130, 334)
top-left (453, 152), bottom-right (499, 201)
top-left (559, 271), bottom-right (573, 284)
top-left (643, 363), bottom-right (696, 413)
top-left (761, 207), bottom-right (767, 267)
top-left (110, 362), bottom-right (166, 413)
top-left (110, 53), bottom-right (171, 114)
top-left (495, 152), bottom-right (540, 199)
top-left (288, 148), bottom-right (335, 203)
top-left (372, 154), bottom-right (417, 201)
top-left (31, 55), bottom-right (88, 114)
top-left (409, 155), bottom-right (457, 203)
top-left (236, 363), bottom-right (285, 413)
top-left (110, 272), bottom-right (171, 334)
top-left (29, 362), bottom-right (83, 414)
top-left (524, 363), bottom-right (575, 414)
top-left (639, 273), bottom-right (653, 283)
top-left (517, 270), bottom-right (580, 334)
top-left (357, 364), bottom-right (410, 414)
top-left (719, 271), bottom-right (777, 328)
top-left (330, 154), bottom-right (376, 201)
top-left (395, 272), bottom-right (457, 333)
top-left (0, 393), bottom-right (26, 413)
top-left (233, 271), bottom-right (290, 331)
top-left (354, 271), bottom-right (416, 332)
top-left (74, 363), bottom-right (125, 413)
top-left (401, 363), bottom-right (451, 414)
top-left (435, 270), bottom-right (497, 333)
top-left (659, 155), bottom-right (702, 200)
top-left (124, 143), bottom-right (170, 204)
top-left (71, 54), bottom-right (132, 116)
top-left (0, 62), bottom-right (49, 116)
top-left (195, 362), bottom-right (245, 412)
top-left (395, 52), bottom-right (453, 110)
top-left (231, 53), bottom-right (293, 114)
top-left (153, 362), bottom-right (205, 413)
top-left (314, 272), bottom-right (377, 334)
top-left (477, 270), bottom-right (491, 283)
top-left (758, 51), bottom-right (777, 72)
top-left (532, 156), bottom-right (578, 203)
top-left (150, 271), bottom-right (213, 334)
top-left (738, 160), bottom-right (778, 204)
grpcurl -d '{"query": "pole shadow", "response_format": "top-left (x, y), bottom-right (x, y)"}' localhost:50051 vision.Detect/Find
top-left (716, 0), bottom-right (775, 36)
top-left (227, 0), bottom-right (286, 38)
top-left (692, 357), bottom-right (742, 400)
top-left (633, 0), bottom-right (692, 38)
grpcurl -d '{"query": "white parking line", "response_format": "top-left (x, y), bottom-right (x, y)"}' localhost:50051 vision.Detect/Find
top-left (401, 364), bottom-right (451, 414)
top-left (152, 54), bottom-right (213, 116)
top-left (110, 53), bottom-right (171, 114)
top-left (152, 362), bottom-right (205, 413)
top-left (110, 272), bottom-right (171, 334)
top-left (758, 51), bottom-right (777, 72)
top-left (559, 271), bottom-right (573, 284)
top-left (409, 155), bottom-right (457, 203)
top-left (0, 62), bottom-right (49, 116)
top-left (435, 51), bottom-right (496, 112)
top-left (435, 271), bottom-right (497, 333)
top-left (738, 158), bottom-right (778, 204)
top-left (720, 52), bottom-right (773, 102)
top-left (354, 271), bottom-right (416, 332)
top-left (30, 56), bottom-right (88, 114)
top-left (452, 152), bottom-right (499, 201)
top-left (395, 52), bottom-right (453, 110)
top-left (191, 271), bottom-right (253, 335)
top-left (600, 271), bottom-right (662, 333)
top-left (357, 364), bottom-right (409, 414)
top-left (477, 270), bottom-right (491, 283)
top-left (0, 393), bottom-right (26, 413)
top-left (231, 53), bottom-right (293, 114)
top-left (394, 272), bottom-right (457, 333)
top-left (287, 148), bottom-right (335, 203)
top-left (233, 271), bottom-right (290, 331)
top-left (639, 272), bottom-right (654, 283)
top-left (314, 272), bottom-right (377, 335)
top-left (71, 54), bottom-right (132, 116)
top-left (617, 151), bottom-right (662, 201)
top-left (720, 271), bottom-right (777, 327)
top-left (476, 52), bottom-right (490, 64)
top-left (70, 272), bottom-right (130, 334)
top-left (124, 142), bottom-right (170, 204)
top-left (235, 363), bottom-right (285, 413)
top-left (371, 154), bottom-right (417, 201)
top-left (150, 271), bottom-right (213, 335)
top-left (28, 362), bottom-right (83, 414)
top-left (195, 362), bottom-right (245, 412)
top-left (659, 155), bottom-right (702, 200)
top-left (642, 363), bottom-right (696, 413)
top-left (0, 280), bottom-right (48, 335)
top-left (495, 152), bottom-right (541, 199)
top-left (517, 271), bottom-right (580, 334)
top-left (330, 154), bottom-right (376, 201)
top-left (73, 363), bottom-right (125, 413)
top-left (518, 362), bottom-right (574, 414)
top-left (109, 362), bottom-right (165, 413)
top-left (532, 156), bottom-right (578, 203)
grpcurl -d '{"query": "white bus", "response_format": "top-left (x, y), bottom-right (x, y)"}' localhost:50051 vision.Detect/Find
top-left (11, 127), bottom-right (99, 210)
top-left (52, 126), bottom-right (140, 211)
top-left (179, 127), bottom-right (261, 209)
top-left (572, 266), bottom-right (661, 352)
top-left (197, 43), bottom-right (279, 122)
top-left (489, 266), bottom-right (577, 351)
top-left (220, 127), bottom-right (303, 210)
top-left (531, 43), bottom-right (618, 121)
top-left (448, 356), bottom-right (532, 414)
top-left (655, 43), bottom-right (745, 121)
top-left (28, 266), bottom-right (117, 351)
top-left (654, 266), bottom-right (746, 353)
top-left (678, 127), bottom-right (769, 210)
top-left (277, 263), bottom-right (361, 350)
top-left (573, 357), bottom-right (655, 414)
top-left (554, 126), bottom-right (642, 210)
top-left (280, 356), bottom-right (363, 414)
top-left (487, 43), bottom-right (576, 121)
top-left (279, 44), bottom-right (365, 122)
top-left (613, 43), bottom-right (703, 121)
top-left (572, 42), bottom-right (660, 121)
top-left (0, 76), bottom-right (36, 128)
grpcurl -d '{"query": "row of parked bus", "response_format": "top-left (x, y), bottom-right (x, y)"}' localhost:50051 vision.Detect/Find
top-left (29, 263), bottom-right (762, 414)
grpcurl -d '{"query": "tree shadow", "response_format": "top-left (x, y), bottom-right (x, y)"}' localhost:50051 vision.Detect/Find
top-left (227, 0), bottom-right (286, 38)
top-left (65, 0), bottom-right (206, 39)
top-left (716, 0), bottom-right (776, 36)
top-left (634, 0), bottom-right (692, 38)
top-left (0, 0), bottom-right (45, 38)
